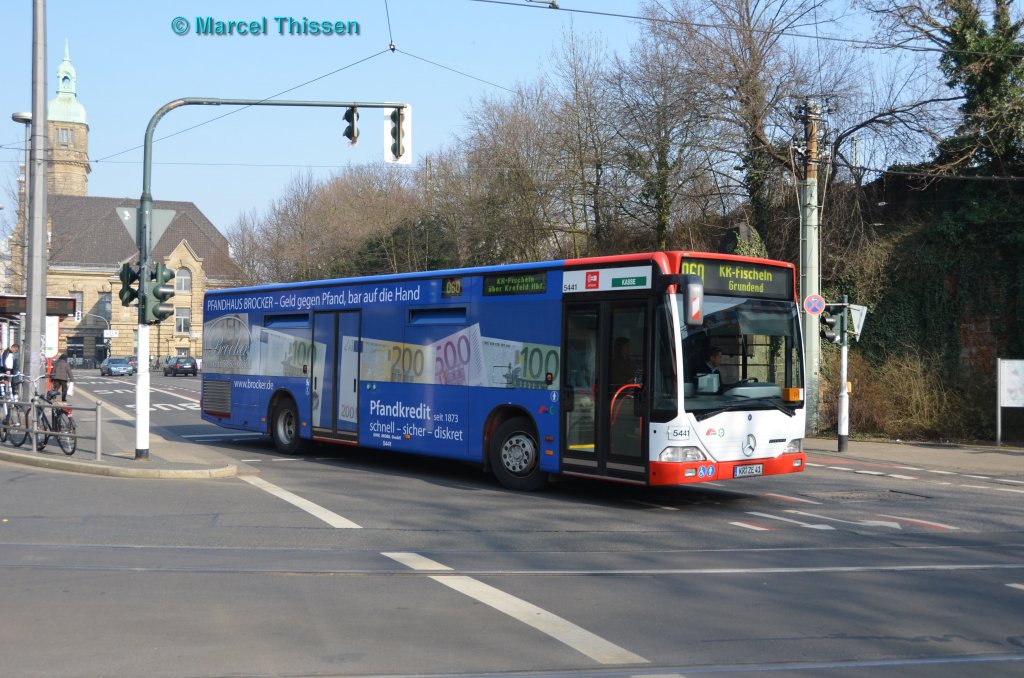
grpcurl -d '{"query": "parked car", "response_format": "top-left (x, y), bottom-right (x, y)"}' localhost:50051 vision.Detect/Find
top-left (163, 356), bottom-right (198, 377)
top-left (100, 357), bottom-right (134, 377)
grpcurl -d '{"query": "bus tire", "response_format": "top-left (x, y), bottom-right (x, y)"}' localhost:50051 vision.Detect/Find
top-left (270, 398), bottom-right (305, 455)
top-left (489, 417), bottom-right (545, 491)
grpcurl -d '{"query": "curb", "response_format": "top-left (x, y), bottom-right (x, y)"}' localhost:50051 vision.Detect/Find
top-left (0, 448), bottom-right (238, 479)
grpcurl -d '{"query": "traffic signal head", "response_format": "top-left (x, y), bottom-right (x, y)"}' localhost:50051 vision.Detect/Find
top-left (143, 262), bottom-right (176, 324)
top-left (389, 107), bottom-right (405, 159)
top-left (343, 107), bottom-right (359, 144)
top-left (118, 262), bottom-right (140, 307)
top-left (819, 304), bottom-right (845, 344)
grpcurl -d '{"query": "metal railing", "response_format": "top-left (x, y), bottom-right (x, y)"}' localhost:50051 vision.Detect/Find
top-left (1, 396), bottom-right (105, 460)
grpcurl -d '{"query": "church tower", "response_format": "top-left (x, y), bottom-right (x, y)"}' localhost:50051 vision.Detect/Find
top-left (47, 40), bottom-right (90, 196)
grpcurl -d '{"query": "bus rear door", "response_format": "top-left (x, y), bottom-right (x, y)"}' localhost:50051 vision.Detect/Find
top-left (312, 310), bottom-right (361, 444)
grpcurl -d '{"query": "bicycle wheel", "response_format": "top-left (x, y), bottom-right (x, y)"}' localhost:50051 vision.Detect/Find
top-left (9, 405), bottom-right (30, 448)
top-left (34, 411), bottom-right (51, 451)
top-left (0, 407), bottom-right (9, 443)
top-left (56, 412), bottom-right (76, 456)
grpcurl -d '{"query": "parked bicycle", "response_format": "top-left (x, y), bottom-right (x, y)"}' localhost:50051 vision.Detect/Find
top-left (10, 374), bottom-right (77, 455)
top-left (1, 373), bottom-right (28, 446)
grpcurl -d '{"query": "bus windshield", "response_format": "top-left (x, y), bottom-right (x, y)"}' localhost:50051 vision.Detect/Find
top-left (675, 296), bottom-right (803, 417)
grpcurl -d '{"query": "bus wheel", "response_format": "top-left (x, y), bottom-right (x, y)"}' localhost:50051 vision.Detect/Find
top-left (490, 417), bottom-right (545, 491)
top-left (271, 399), bottom-right (304, 455)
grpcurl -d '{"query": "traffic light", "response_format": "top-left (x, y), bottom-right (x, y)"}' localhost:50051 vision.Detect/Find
top-left (343, 106), bottom-right (358, 144)
top-left (118, 262), bottom-right (140, 307)
top-left (389, 107), bottom-right (405, 159)
top-left (820, 304), bottom-right (846, 344)
top-left (143, 262), bottom-right (175, 324)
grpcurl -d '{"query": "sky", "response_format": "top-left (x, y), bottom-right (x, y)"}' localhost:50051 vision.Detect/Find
top-left (0, 0), bottom-right (647, 234)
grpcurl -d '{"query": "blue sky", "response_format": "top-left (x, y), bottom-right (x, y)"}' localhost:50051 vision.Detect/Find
top-left (0, 1), bottom-right (645, 233)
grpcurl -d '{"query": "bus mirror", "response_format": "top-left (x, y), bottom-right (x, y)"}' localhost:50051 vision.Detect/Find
top-left (682, 275), bottom-right (703, 326)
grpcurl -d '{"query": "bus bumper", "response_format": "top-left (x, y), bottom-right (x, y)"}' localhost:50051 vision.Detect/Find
top-left (649, 453), bottom-right (806, 485)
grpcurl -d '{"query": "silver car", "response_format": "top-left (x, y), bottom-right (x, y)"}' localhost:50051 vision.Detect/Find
top-left (100, 357), bottom-right (134, 377)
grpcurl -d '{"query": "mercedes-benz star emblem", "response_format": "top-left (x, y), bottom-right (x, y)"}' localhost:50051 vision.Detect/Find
top-left (743, 434), bottom-right (756, 457)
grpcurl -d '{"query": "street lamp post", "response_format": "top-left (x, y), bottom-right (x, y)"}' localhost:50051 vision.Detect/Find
top-left (82, 312), bottom-right (110, 361)
top-left (11, 112), bottom-right (31, 296)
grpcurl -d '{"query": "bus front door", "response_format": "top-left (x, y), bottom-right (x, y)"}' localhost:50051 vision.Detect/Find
top-left (312, 310), bottom-right (361, 444)
top-left (561, 301), bottom-right (648, 483)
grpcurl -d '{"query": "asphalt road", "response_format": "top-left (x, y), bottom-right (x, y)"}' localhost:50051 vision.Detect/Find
top-left (1, 372), bottom-right (1022, 677)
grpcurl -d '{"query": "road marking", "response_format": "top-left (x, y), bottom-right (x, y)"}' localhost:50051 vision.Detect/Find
top-left (627, 500), bottom-right (681, 511)
top-left (997, 479), bottom-right (1024, 485)
top-left (433, 576), bottom-right (648, 665)
top-left (383, 552), bottom-right (648, 665)
top-left (746, 511), bottom-right (834, 530)
top-left (877, 514), bottom-right (959, 531)
top-left (762, 492), bottom-right (821, 504)
top-left (1008, 584), bottom-right (1024, 593)
top-left (887, 474), bottom-right (919, 480)
top-left (786, 510), bottom-right (902, 530)
top-left (730, 521), bottom-right (770, 531)
top-left (964, 475), bottom-right (990, 480)
top-left (239, 476), bottom-right (361, 529)
top-left (996, 487), bottom-right (1024, 494)
top-left (854, 470), bottom-right (886, 476)
top-left (962, 484), bottom-right (990, 490)
top-left (382, 552), bottom-right (452, 571)
top-left (926, 469), bottom-right (957, 475)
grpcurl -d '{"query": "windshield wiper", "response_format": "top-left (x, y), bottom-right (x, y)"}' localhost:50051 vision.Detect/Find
top-left (692, 396), bottom-right (795, 421)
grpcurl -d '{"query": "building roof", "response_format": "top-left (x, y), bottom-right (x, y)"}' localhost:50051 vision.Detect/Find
top-left (48, 40), bottom-right (87, 126)
top-left (47, 194), bottom-right (242, 282)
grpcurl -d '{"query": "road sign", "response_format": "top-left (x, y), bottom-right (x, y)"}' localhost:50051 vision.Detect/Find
top-left (804, 294), bottom-right (826, 315)
top-left (103, 329), bottom-right (120, 338)
top-left (848, 304), bottom-right (867, 341)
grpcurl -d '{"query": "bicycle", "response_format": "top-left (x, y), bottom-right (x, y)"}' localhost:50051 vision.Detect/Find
top-left (16, 374), bottom-right (77, 455)
top-left (1, 374), bottom-right (30, 447)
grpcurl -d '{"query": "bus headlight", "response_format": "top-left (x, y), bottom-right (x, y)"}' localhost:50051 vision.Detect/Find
top-left (783, 438), bottom-right (803, 454)
top-left (659, 446), bottom-right (706, 462)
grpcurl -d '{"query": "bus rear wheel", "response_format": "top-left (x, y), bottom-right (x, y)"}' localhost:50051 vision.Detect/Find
top-left (489, 417), bottom-right (545, 491)
top-left (271, 399), bottom-right (304, 455)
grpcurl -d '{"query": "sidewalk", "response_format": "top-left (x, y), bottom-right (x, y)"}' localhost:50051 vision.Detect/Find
top-left (0, 385), bottom-right (252, 479)
top-left (806, 436), bottom-right (1024, 477)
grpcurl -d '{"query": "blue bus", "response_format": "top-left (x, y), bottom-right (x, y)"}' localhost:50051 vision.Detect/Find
top-left (201, 251), bottom-right (806, 490)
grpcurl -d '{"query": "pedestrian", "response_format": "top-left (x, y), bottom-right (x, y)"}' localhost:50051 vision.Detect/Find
top-left (50, 352), bottom-right (74, 401)
top-left (1, 343), bottom-right (19, 400)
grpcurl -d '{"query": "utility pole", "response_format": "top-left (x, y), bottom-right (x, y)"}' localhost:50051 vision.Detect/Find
top-left (25, 0), bottom-right (48, 391)
top-left (838, 294), bottom-right (850, 452)
top-left (799, 99), bottom-right (822, 434)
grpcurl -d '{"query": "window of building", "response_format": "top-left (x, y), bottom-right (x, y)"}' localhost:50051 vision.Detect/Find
top-left (59, 128), bottom-right (69, 147)
top-left (175, 307), bottom-right (191, 335)
top-left (175, 267), bottom-right (192, 293)
top-left (67, 337), bottom-right (84, 360)
top-left (98, 292), bottom-right (111, 322)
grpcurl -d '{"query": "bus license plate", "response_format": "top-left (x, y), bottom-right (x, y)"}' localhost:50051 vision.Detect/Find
top-left (733, 463), bottom-right (763, 478)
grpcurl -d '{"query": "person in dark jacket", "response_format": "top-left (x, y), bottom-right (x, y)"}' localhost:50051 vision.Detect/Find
top-left (50, 353), bottom-right (74, 401)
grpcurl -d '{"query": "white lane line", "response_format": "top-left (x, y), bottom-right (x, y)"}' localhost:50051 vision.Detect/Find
top-left (433, 576), bottom-right (649, 665)
top-left (383, 552), bottom-right (647, 666)
top-left (888, 474), bottom-right (919, 480)
top-left (877, 514), bottom-right (959, 531)
top-left (964, 475), bottom-right (991, 480)
top-left (997, 487), bottom-right (1024, 494)
top-left (239, 476), bottom-right (361, 529)
top-left (827, 466), bottom-right (854, 471)
top-left (854, 470), bottom-right (886, 476)
top-left (762, 492), bottom-right (821, 505)
top-left (382, 552), bottom-right (452, 571)
top-left (996, 479), bottom-right (1024, 485)
top-left (746, 512), bottom-right (834, 530)
top-left (730, 521), bottom-right (771, 531)
top-left (926, 469), bottom-right (957, 475)
top-left (1008, 584), bottom-right (1024, 593)
top-left (627, 500), bottom-right (681, 511)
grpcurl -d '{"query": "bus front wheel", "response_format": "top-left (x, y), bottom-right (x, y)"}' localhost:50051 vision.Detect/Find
top-left (489, 417), bottom-right (545, 491)
top-left (271, 399), bottom-right (304, 455)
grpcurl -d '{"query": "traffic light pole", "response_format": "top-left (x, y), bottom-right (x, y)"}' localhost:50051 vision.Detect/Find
top-left (134, 97), bottom-right (408, 459)
top-left (837, 294), bottom-right (850, 452)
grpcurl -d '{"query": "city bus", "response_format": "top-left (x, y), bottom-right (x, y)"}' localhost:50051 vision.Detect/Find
top-left (201, 252), bottom-right (806, 490)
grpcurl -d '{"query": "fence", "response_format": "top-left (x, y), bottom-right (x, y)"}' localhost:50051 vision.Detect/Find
top-left (1, 397), bottom-right (105, 460)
